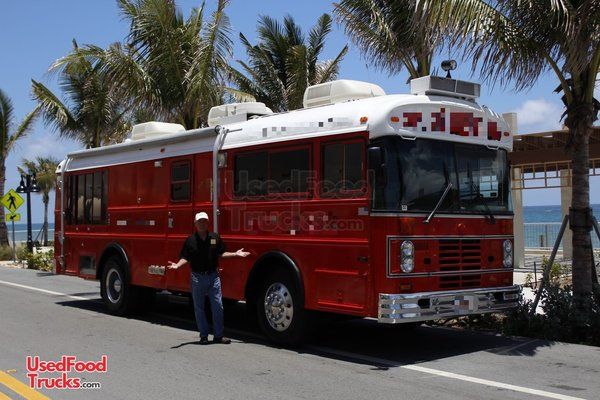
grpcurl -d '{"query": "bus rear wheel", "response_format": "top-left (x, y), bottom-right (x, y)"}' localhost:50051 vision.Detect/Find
top-left (100, 255), bottom-right (137, 315)
top-left (256, 269), bottom-right (306, 346)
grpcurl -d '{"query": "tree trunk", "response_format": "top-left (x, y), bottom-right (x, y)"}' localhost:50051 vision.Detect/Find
top-left (568, 105), bottom-right (594, 299)
top-left (0, 162), bottom-right (9, 247)
top-left (43, 200), bottom-right (49, 246)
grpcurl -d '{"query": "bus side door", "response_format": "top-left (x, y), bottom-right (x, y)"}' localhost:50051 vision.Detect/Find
top-left (165, 157), bottom-right (195, 292)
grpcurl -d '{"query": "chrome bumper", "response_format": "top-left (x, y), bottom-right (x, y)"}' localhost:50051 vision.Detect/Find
top-left (378, 285), bottom-right (521, 324)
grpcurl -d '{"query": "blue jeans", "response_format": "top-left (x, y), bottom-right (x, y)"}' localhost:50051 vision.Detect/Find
top-left (190, 271), bottom-right (224, 338)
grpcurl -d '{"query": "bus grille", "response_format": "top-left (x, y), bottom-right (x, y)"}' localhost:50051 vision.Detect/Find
top-left (438, 239), bottom-right (482, 289)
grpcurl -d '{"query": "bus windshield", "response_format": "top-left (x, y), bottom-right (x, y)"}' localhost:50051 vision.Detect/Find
top-left (371, 137), bottom-right (512, 215)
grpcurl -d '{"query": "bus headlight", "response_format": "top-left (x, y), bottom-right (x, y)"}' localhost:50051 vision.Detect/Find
top-left (400, 241), bottom-right (414, 273)
top-left (503, 240), bottom-right (513, 268)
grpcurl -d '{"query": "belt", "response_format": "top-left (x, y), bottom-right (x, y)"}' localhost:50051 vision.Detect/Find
top-left (192, 269), bottom-right (217, 275)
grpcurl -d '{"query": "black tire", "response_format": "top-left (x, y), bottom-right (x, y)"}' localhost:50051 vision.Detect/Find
top-left (100, 255), bottom-right (138, 315)
top-left (256, 268), bottom-right (306, 346)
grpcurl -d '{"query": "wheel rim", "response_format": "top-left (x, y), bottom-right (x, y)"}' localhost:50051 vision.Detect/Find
top-left (106, 268), bottom-right (123, 304)
top-left (263, 282), bottom-right (294, 332)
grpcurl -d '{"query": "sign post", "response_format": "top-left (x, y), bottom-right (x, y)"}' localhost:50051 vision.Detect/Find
top-left (5, 213), bottom-right (21, 262)
top-left (2, 189), bottom-right (24, 262)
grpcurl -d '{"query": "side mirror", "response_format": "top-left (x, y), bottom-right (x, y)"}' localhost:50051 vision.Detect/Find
top-left (368, 146), bottom-right (386, 187)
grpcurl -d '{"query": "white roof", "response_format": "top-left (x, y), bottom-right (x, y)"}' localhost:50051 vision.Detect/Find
top-left (62, 94), bottom-right (512, 172)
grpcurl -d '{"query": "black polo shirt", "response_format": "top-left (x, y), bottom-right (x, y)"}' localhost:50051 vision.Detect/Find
top-left (179, 231), bottom-right (226, 273)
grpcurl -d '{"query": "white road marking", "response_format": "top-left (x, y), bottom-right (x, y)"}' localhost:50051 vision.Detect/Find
top-left (403, 365), bottom-right (585, 400)
top-left (0, 278), bottom-right (589, 400)
top-left (305, 345), bottom-right (587, 400)
top-left (0, 279), bottom-right (91, 301)
top-left (494, 338), bottom-right (539, 355)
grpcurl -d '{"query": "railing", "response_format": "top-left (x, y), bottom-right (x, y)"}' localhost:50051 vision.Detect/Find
top-left (524, 222), bottom-right (600, 248)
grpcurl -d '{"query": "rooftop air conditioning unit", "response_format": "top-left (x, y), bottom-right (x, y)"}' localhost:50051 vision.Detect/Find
top-left (207, 102), bottom-right (273, 127)
top-left (130, 122), bottom-right (186, 141)
top-left (410, 75), bottom-right (480, 100)
top-left (303, 80), bottom-right (386, 108)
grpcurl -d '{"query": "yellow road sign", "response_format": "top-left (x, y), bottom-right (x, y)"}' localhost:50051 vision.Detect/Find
top-left (6, 213), bottom-right (20, 222)
top-left (1, 189), bottom-right (24, 212)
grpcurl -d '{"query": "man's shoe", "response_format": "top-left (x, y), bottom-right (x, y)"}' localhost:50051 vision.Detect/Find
top-left (213, 336), bottom-right (231, 344)
top-left (199, 336), bottom-right (209, 345)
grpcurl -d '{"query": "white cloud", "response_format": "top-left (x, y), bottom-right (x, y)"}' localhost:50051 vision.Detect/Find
top-left (511, 98), bottom-right (564, 133)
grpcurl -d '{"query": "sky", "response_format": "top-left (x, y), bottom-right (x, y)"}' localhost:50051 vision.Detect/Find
top-left (1, 0), bottom-right (598, 223)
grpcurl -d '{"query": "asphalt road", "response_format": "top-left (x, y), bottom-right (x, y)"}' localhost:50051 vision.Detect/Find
top-left (0, 265), bottom-right (598, 400)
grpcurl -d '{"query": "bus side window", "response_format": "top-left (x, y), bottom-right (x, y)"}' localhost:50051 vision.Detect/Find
top-left (321, 141), bottom-right (365, 197)
top-left (66, 175), bottom-right (76, 224)
top-left (171, 161), bottom-right (191, 202)
top-left (68, 171), bottom-right (108, 225)
top-left (234, 152), bottom-right (268, 198)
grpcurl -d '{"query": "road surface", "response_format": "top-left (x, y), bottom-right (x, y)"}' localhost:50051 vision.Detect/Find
top-left (0, 265), bottom-right (598, 400)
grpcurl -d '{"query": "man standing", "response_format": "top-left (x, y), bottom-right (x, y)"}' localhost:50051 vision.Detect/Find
top-left (167, 212), bottom-right (249, 344)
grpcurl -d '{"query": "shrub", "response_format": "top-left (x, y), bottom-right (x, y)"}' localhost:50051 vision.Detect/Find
top-left (15, 245), bottom-right (30, 263)
top-left (503, 283), bottom-right (600, 346)
top-left (430, 281), bottom-right (600, 347)
top-left (0, 245), bottom-right (15, 261)
top-left (18, 248), bottom-right (55, 271)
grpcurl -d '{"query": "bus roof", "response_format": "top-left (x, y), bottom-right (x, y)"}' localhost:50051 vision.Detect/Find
top-left (62, 93), bottom-right (512, 172)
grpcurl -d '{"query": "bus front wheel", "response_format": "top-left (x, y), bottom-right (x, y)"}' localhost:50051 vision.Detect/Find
top-left (100, 255), bottom-right (137, 315)
top-left (256, 269), bottom-right (306, 346)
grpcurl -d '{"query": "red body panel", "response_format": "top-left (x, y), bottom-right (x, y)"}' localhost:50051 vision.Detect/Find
top-left (54, 131), bottom-right (513, 318)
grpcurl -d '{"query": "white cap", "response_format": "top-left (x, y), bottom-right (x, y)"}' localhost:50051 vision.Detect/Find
top-left (194, 212), bottom-right (209, 222)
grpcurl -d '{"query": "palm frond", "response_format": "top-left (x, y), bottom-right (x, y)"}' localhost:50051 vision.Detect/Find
top-left (4, 104), bottom-right (40, 155)
top-left (0, 88), bottom-right (15, 155)
top-left (315, 45), bottom-right (349, 83)
top-left (31, 80), bottom-right (77, 135)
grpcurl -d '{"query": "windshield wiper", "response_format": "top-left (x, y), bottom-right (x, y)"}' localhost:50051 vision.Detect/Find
top-left (423, 182), bottom-right (453, 224)
top-left (474, 194), bottom-right (496, 224)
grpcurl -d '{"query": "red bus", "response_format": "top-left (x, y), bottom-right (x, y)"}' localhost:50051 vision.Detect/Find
top-left (54, 76), bottom-right (520, 345)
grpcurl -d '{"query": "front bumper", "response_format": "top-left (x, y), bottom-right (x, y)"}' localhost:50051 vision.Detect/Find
top-left (378, 285), bottom-right (521, 323)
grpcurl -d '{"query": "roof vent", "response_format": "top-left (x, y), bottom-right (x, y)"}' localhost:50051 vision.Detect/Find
top-left (410, 75), bottom-right (480, 100)
top-left (303, 80), bottom-right (385, 108)
top-left (130, 122), bottom-right (186, 141)
top-left (207, 102), bottom-right (273, 127)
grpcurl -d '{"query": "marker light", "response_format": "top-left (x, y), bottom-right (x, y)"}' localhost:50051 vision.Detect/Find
top-left (400, 241), bottom-right (415, 273)
top-left (503, 240), bottom-right (513, 268)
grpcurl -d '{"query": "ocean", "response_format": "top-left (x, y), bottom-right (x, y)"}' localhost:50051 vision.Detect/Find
top-left (523, 204), bottom-right (600, 223)
top-left (4, 205), bottom-right (599, 248)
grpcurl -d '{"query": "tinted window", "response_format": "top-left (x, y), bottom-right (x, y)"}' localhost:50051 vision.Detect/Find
top-left (76, 174), bottom-right (85, 223)
top-left (322, 142), bottom-right (364, 196)
top-left (269, 149), bottom-right (309, 193)
top-left (92, 171), bottom-right (103, 223)
top-left (234, 152), bottom-right (268, 197)
top-left (171, 161), bottom-right (191, 201)
top-left (371, 137), bottom-right (511, 214)
top-left (69, 171), bottom-right (108, 225)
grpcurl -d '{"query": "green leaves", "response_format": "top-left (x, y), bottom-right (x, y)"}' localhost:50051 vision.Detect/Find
top-left (109, 0), bottom-right (233, 129)
top-left (18, 156), bottom-right (60, 204)
top-left (31, 39), bottom-right (130, 149)
top-left (230, 14), bottom-right (347, 112)
top-left (333, 0), bottom-right (436, 80)
top-left (0, 88), bottom-right (40, 157)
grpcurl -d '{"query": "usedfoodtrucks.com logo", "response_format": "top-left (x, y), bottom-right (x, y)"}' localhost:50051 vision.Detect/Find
top-left (26, 355), bottom-right (106, 390)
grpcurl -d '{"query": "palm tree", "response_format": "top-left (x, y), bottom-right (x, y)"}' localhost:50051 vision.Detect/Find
top-left (413, 1), bottom-right (599, 303)
top-left (229, 14), bottom-right (348, 112)
top-left (0, 89), bottom-right (40, 246)
top-left (18, 157), bottom-right (60, 246)
top-left (32, 40), bottom-right (131, 149)
top-left (61, 0), bottom-right (233, 129)
top-left (333, 0), bottom-right (441, 80)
